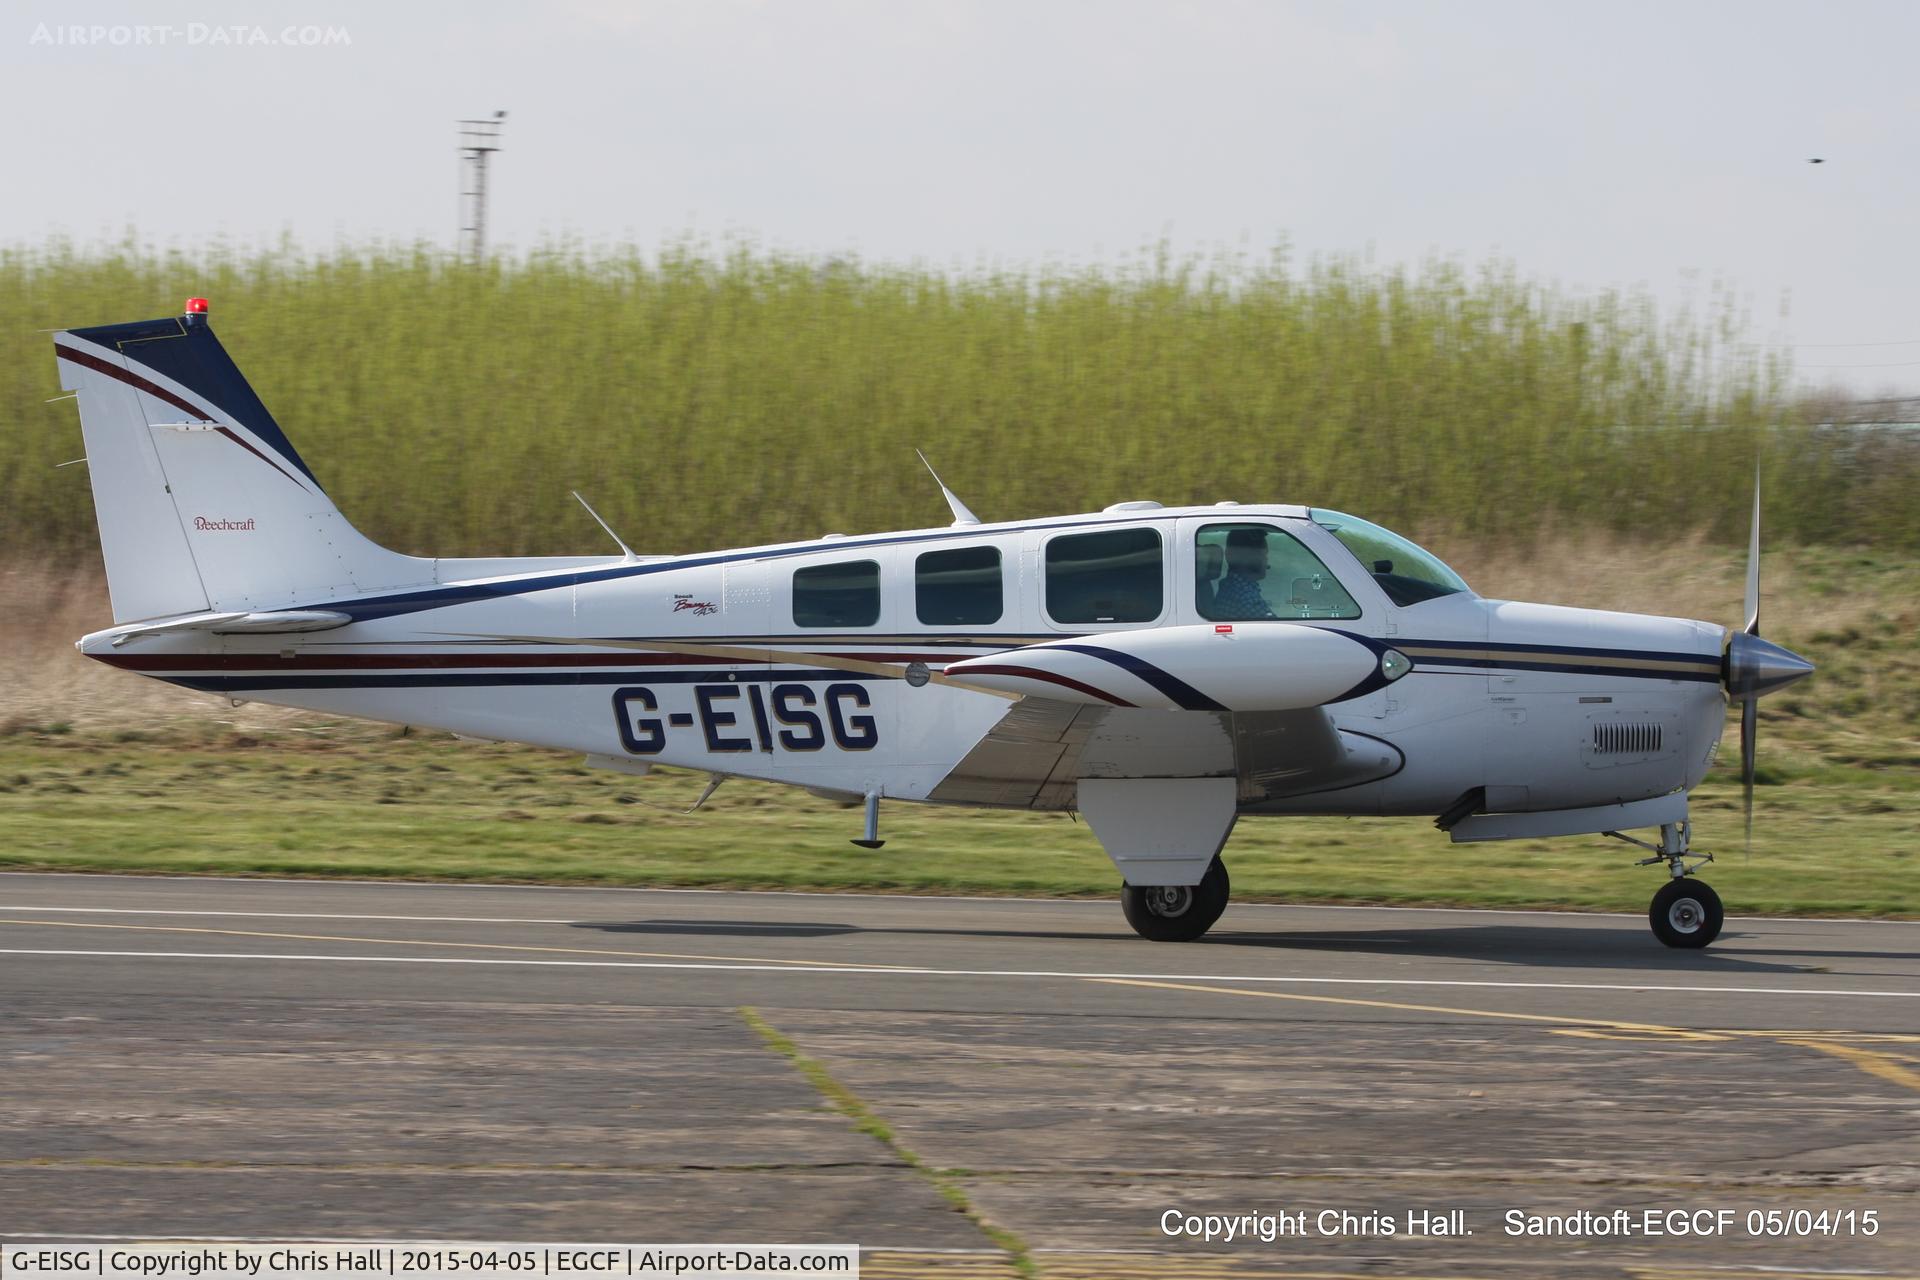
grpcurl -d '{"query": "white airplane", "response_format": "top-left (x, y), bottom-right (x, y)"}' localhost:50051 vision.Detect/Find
top-left (52, 300), bottom-right (1814, 948)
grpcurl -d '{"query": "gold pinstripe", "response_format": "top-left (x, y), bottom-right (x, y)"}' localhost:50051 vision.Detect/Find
top-left (436, 632), bottom-right (1022, 699)
top-left (1396, 645), bottom-right (1720, 676)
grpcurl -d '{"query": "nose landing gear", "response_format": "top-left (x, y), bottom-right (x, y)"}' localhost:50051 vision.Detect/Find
top-left (1650, 877), bottom-right (1724, 948)
top-left (1607, 819), bottom-right (1723, 948)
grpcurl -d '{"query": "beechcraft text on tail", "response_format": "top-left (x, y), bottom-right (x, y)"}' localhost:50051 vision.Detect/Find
top-left (50, 299), bottom-right (1814, 946)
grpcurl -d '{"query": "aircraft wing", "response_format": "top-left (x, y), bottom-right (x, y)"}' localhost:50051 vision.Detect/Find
top-left (929, 699), bottom-right (1394, 810)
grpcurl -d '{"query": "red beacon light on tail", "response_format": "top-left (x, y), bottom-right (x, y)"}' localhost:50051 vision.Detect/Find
top-left (183, 297), bottom-right (209, 327)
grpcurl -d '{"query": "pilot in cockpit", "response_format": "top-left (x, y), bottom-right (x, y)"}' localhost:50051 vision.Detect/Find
top-left (1210, 527), bottom-right (1277, 620)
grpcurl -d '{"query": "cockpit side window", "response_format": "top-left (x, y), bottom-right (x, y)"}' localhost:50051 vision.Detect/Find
top-left (1196, 523), bottom-right (1361, 621)
top-left (1310, 510), bottom-right (1471, 608)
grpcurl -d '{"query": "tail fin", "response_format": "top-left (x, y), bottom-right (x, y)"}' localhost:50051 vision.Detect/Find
top-left (54, 300), bottom-right (424, 623)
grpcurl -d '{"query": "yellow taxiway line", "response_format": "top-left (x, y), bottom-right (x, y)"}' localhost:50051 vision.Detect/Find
top-left (1089, 976), bottom-right (1920, 1095)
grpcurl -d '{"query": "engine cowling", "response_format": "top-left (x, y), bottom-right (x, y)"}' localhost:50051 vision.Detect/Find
top-left (945, 623), bottom-right (1385, 712)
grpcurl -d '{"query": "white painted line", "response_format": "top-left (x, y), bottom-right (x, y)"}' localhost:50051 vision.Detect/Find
top-left (4, 871), bottom-right (1911, 924)
top-left (5, 948), bottom-right (1917, 1000)
top-left (8, 907), bottom-right (583, 924)
top-left (0, 870), bottom-right (1089, 904)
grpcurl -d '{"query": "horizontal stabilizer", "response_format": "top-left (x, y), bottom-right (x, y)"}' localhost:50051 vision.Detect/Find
top-left (88, 609), bottom-right (353, 649)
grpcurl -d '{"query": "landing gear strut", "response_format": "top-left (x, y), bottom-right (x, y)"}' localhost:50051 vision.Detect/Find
top-left (1607, 820), bottom-right (1723, 949)
top-left (1121, 857), bottom-right (1230, 942)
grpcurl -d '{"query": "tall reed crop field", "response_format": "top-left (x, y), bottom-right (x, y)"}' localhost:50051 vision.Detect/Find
top-left (4, 239), bottom-right (1909, 559)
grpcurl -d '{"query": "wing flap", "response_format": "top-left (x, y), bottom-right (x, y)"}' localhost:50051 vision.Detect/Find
top-left (928, 698), bottom-right (1102, 808)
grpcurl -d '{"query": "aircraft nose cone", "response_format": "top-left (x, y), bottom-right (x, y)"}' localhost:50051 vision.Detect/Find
top-left (1726, 632), bottom-right (1815, 699)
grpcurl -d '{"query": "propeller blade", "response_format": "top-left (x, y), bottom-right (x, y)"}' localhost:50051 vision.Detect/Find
top-left (1740, 695), bottom-right (1758, 857)
top-left (1744, 465), bottom-right (1761, 635)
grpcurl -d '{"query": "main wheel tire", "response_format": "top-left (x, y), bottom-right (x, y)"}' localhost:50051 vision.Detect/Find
top-left (1122, 857), bottom-right (1230, 942)
top-left (1649, 878), bottom-right (1724, 948)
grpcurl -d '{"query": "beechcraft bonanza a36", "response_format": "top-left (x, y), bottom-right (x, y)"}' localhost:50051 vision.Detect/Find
top-left (53, 300), bottom-right (1815, 948)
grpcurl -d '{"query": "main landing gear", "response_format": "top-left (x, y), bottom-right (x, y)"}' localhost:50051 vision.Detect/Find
top-left (1608, 820), bottom-right (1723, 948)
top-left (1121, 857), bottom-right (1230, 942)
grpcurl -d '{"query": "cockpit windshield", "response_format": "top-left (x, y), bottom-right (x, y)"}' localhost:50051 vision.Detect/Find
top-left (1311, 510), bottom-right (1471, 607)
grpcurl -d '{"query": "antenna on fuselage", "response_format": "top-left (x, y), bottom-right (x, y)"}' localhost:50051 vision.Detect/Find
top-left (571, 490), bottom-right (638, 562)
top-left (915, 449), bottom-right (981, 526)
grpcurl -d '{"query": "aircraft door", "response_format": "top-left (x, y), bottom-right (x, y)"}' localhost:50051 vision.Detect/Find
top-left (768, 548), bottom-right (898, 799)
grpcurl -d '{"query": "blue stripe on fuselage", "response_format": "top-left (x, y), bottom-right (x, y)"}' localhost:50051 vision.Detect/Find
top-left (328, 515), bottom-right (1181, 623)
top-left (160, 667), bottom-right (885, 693)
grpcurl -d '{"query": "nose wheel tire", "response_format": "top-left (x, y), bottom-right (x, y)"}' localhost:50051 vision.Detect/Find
top-left (1649, 878), bottom-right (1723, 949)
top-left (1122, 857), bottom-right (1230, 942)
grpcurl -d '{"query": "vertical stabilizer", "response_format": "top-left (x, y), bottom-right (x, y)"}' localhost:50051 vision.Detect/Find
top-left (54, 300), bottom-right (427, 623)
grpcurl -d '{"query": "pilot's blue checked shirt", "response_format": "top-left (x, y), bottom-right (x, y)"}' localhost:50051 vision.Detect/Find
top-left (1212, 571), bottom-right (1276, 620)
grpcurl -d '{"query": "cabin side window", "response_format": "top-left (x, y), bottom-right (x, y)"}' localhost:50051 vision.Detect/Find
top-left (793, 559), bottom-right (881, 628)
top-left (915, 545), bottom-right (1003, 626)
top-left (1195, 523), bottom-right (1361, 620)
top-left (1045, 527), bottom-right (1163, 625)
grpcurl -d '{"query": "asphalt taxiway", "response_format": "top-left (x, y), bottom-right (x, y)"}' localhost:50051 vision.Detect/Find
top-left (3, 872), bottom-right (1916, 1278)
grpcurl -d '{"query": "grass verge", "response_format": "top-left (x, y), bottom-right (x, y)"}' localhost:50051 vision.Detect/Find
top-left (0, 722), bottom-right (1912, 916)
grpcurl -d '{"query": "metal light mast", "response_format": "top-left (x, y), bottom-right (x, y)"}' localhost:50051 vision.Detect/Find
top-left (458, 111), bottom-right (507, 263)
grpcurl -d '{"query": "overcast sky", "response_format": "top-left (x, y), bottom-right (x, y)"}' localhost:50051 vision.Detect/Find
top-left (9, 0), bottom-right (1917, 395)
